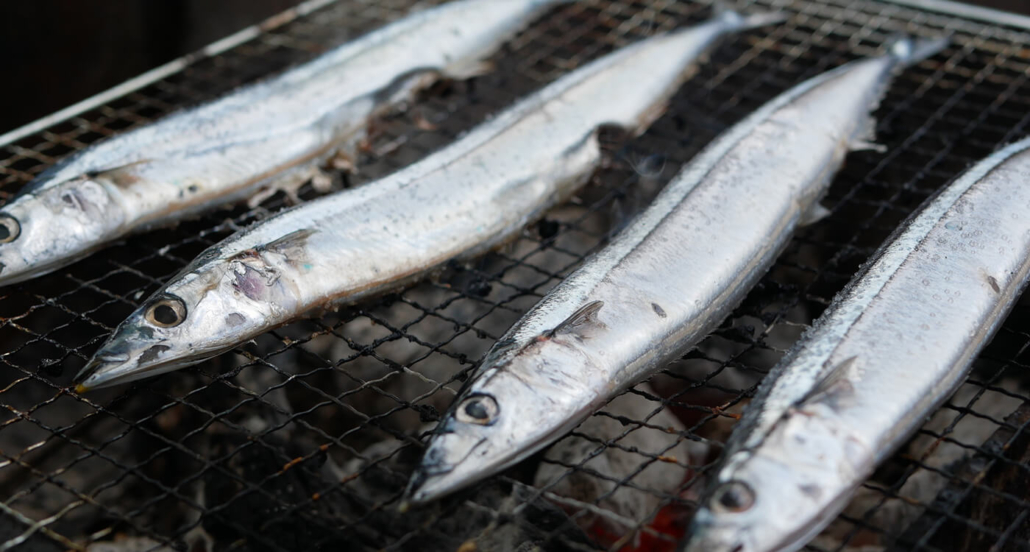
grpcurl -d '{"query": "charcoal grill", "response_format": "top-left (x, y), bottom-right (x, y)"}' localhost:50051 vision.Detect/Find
top-left (2, 0), bottom-right (1030, 550)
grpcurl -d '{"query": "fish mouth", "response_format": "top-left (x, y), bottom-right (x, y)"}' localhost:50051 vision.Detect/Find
top-left (403, 454), bottom-right (462, 506)
top-left (682, 520), bottom-right (750, 552)
top-left (75, 339), bottom-right (224, 392)
top-left (402, 436), bottom-right (487, 506)
top-left (402, 464), bottom-right (454, 507)
top-left (73, 353), bottom-right (133, 392)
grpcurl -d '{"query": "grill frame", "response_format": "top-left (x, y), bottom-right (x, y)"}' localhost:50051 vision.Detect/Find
top-left (1, 1), bottom-right (1030, 551)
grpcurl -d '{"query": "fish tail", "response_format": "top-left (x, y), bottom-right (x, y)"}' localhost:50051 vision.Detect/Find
top-left (888, 34), bottom-right (950, 66)
top-left (713, 4), bottom-right (788, 31)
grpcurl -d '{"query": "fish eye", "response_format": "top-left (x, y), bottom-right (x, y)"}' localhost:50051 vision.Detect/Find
top-left (0, 215), bottom-right (21, 243)
top-left (712, 480), bottom-right (755, 513)
top-left (455, 394), bottom-right (498, 425)
top-left (145, 295), bottom-right (187, 328)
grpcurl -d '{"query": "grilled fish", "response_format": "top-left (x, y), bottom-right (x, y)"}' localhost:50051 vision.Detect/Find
top-left (404, 37), bottom-right (948, 505)
top-left (74, 9), bottom-right (782, 391)
top-left (0, 0), bottom-right (560, 286)
top-left (683, 137), bottom-right (1030, 552)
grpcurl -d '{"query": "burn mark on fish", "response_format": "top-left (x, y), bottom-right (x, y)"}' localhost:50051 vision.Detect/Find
top-left (798, 483), bottom-right (821, 499)
top-left (652, 303), bottom-right (667, 318)
top-left (228, 232), bottom-right (310, 300)
top-left (987, 274), bottom-right (1001, 294)
top-left (138, 344), bottom-right (170, 366)
top-left (232, 262), bottom-right (280, 300)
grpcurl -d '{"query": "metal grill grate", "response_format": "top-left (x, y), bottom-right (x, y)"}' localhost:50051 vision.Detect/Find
top-left (2, 1), bottom-right (1030, 550)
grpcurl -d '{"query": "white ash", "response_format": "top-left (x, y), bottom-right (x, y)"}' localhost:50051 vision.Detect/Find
top-left (533, 384), bottom-right (708, 538)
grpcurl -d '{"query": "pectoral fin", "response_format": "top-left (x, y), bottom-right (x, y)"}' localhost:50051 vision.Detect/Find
top-left (801, 203), bottom-right (831, 226)
top-left (85, 159), bottom-right (154, 188)
top-left (798, 356), bottom-right (861, 411)
top-left (442, 58), bottom-right (496, 80)
top-left (546, 300), bottom-right (604, 338)
top-left (850, 139), bottom-right (888, 153)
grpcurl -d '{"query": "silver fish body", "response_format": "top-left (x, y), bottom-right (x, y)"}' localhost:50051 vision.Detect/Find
top-left (405, 37), bottom-right (947, 505)
top-left (0, 0), bottom-right (559, 286)
top-left (683, 142), bottom-right (1030, 552)
top-left (75, 10), bottom-right (776, 391)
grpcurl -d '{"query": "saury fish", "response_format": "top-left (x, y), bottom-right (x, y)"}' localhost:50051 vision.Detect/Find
top-left (0, 0), bottom-right (560, 286)
top-left (75, 9), bottom-right (782, 391)
top-left (404, 36), bottom-right (948, 505)
top-left (682, 136), bottom-right (1030, 551)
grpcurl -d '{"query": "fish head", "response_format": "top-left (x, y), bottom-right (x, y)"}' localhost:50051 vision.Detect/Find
top-left (405, 336), bottom-right (601, 504)
top-left (684, 406), bottom-right (870, 552)
top-left (684, 452), bottom-right (802, 552)
top-left (0, 177), bottom-right (126, 285)
top-left (76, 246), bottom-right (300, 390)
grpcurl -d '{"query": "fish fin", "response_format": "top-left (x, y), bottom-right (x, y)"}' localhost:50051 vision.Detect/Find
top-left (714, 5), bottom-right (788, 31)
top-left (853, 110), bottom-right (879, 146)
top-left (851, 139), bottom-right (887, 153)
top-left (547, 300), bottom-right (604, 337)
top-left (843, 112), bottom-right (885, 158)
top-left (373, 70), bottom-right (440, 115)
top-left (442, 58), bottom-right (496, 81)
top-left (311, 169), bottom-right (334, 194)
top-left (84, 159), bottom-right (152, 177)
top-left (888, 34), bottom-right (950, 67)
top-left (257, 228), bottom-right (317, 257)
top-left (326, 144), bottom-right (359, 174)
top-left (800, 203), bottom-right (831, 226)
top-left (631, 100), bottom-right (670, 138)
top-left (247, 165), bottom-right (332, 208)
top-left (798, 356), bottom-right (861, 410)
top-left (247, 187), bottom-right (278, 209)
top-left (85, 159), bottom-right (154, 187)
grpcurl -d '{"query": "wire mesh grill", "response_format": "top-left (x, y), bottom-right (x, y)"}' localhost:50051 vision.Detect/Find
top-left (2, 0), bottom-right (1030, 550)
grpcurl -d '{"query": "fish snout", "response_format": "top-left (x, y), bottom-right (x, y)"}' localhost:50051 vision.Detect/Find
top-left (403, 432), bottom-right (490, 505)
top-left (404, 446), bottom-right (461, 505)
top-left (681, 523), bottom-right (750, 552)
top-left (74, 334), bottom-right (172, 392)
top-left (74, 352), bottom-right (135, 392)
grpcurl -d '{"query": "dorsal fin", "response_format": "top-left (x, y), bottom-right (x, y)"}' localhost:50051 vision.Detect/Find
top-left (546, 300), bottom-right (604, 338)
top-left (797, 356), bottom-right (861, 410)
top-left (800, 203), bottom-right (831, 226)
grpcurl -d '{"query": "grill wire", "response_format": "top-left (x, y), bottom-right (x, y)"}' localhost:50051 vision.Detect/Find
top-left (2, 0), bottom-right (1030, 550)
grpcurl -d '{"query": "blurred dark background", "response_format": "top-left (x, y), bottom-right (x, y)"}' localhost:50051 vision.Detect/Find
top-left (0, 0), bottom-right (1027, 136)
top-left (0, 0), bottom-right (299, 135)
